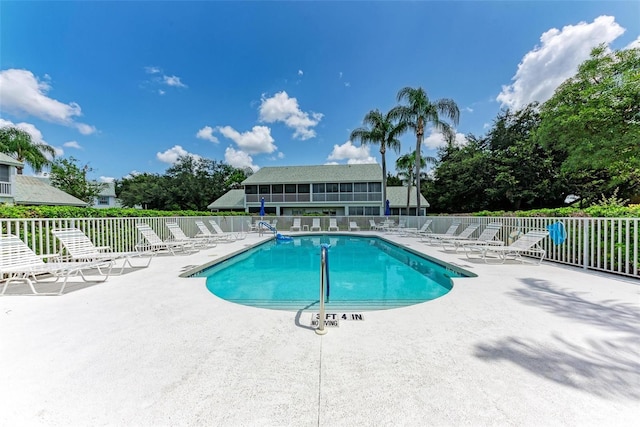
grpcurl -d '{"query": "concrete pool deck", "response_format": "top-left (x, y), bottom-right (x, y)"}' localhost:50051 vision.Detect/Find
top-left (1, 231), bottom-right (638, 426)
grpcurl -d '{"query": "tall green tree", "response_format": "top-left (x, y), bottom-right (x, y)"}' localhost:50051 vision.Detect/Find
top-left (395, 151), bottom-right (430, 213)
top-left (350, 109), bottom-right (406, 206)
top-left (485, 104), bottom-right (566, 210)
top-left (0, 126), bottom-right (56, 174)
top-left (49, 157), bottom-right (106, 203)
top-left (431, 134), bottom-right (494, 213)
top-left (537, 45), bottom-right (640, 203)
top-left (116, 156), bottom-right (250, 210)
top-left (392, 87), bottom-right (460, 214)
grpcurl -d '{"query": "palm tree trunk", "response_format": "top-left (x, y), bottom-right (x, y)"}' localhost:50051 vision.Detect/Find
top-left (415, 120), bottom-right (423, 216)
top-left (380, 146), bottom-right (387, 213)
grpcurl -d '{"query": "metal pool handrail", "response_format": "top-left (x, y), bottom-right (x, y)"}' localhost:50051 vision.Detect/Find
top-left (316, 243), bottom-right (331, 335)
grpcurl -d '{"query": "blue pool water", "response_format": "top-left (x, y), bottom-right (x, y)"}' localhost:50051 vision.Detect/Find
top-left (191, 235), bottom-right (471, 310)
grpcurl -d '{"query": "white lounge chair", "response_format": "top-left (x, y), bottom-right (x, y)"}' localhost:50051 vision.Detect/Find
top-left (405, 220), bottom-right (433, 237)
top-left (209, 220), bottom-right (243, 241)
top-left (349, 221), bottom-right (360, 231)
top-left (135, 224), bottom-right (196, 255)
top-left (430, 223), bottom-right (480, 243)
top-left (246, 220), bottom-right (259, 233)
top-left (52, 228), bottom-right (154, 274)
top-left (310, 218), bottom-right (321, 232)
top-left (369, 219), bottom-right (381, 230)
top-left (167, 222), bottom-right (215, 248)
top-left (1, 234), bottom-right (112, 295)
top-left (194, 220), bottom-right (233, 243)
top-left (442, 222), bottom-right (503, 251)
top-left (290, 218), bottom-right (301, 232)
top-left (420, 220), bottom-right (461, 243)
top-left (328, 218), bottom-right (339, 232)
top-left (464, 229), bottom-right (549, 264)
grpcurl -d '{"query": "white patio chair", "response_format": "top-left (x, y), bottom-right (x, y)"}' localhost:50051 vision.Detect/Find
top-left (52, 228), bottom-right (154, 274)
top-left (167, 222), bottom-right (216, 248)
top-left (135, 224), bottom-right (197, 255)
top-left (349, 221), bottom-right (360, 231)
top-left (290, 218), bottom-right (302, 232)
top-left (442, 222), bottom-right (503, 252)
top-left (328, 218), bottom-right (339, 232)
top-left (369, 219), bottom-right (381, 230)
top-left (310, 218), bottom-right (321, 232)
top-left (209, 220), bottom-right (240, 241)
top-left (464, 229), bottom-right (549, 264)
top-left (404, 220), bottom-right (433, 237)
top-left (429, 223), bottom-right (480, 244)
top-left (420, 220), bottom-right (461, 243)
top-left (1, 234), bottom-right (112, 295)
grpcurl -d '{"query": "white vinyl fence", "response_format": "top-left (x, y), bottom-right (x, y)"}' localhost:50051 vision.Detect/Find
top-left (1, 215), bottom-right (638, 279)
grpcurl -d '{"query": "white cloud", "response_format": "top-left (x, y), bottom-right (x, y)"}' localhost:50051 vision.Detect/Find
top-left (196, 125), bottom-right (219, 143)
top-left (423, 130), bottom-right (467, 149)
top-left (344, 82), bottom-right (351, 88)
top-left (217, 125), bottom-right (276, 154)
top-left (156, 145), bottom-right (200, 164)
top-left (0, 69), bottom-right (96, 134)
top-left (497, 15), bottom-right (625, 110)
top-left (224, 147), bottom-right (259, 172)
top-left (63, 141), bottom-right (82, 149)
top-left (143, 66), bottom-right (187, 92)
top-left (99, 176), bottom-right (115, 183)
top-left (259, 91), bottom-right (323, 140)
top-left (145, 66), bottom-right (161, 74)
top-left (163, 75), bottom-right (187, 88)
top-left (464, 107), bottom-right (474, 113)
top-left (625, 35), bottom-right (640, 50)
top-left (327, 141), bottom-right (377, 164)
top-left (298, 69), bottom-right (303, 76)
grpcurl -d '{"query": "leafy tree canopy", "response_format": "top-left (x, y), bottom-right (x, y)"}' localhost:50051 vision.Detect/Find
top-left (537, 45), bottom-right (640, 203)
top-left (49, 157), bottom-right (106, 203)
top-left (0, 126), bottom-right (56, 174)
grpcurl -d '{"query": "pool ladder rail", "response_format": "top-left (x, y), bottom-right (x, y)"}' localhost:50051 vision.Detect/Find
top-left (316, 243), bottom-right (331, 335)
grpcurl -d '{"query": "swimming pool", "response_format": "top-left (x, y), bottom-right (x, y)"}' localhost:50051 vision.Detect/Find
top-left (191, 235), bottom-right (473, 310)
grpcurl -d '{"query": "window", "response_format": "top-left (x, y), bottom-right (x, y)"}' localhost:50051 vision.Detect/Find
top-left (272, 184), bottom-right (283, 194)
top-left (245, 185), bottom-right (257, 194)
top-left (353, 182), bottom-right (367, 192)
top-left (368, 182), bottom-right (381, 192)
top-left (298, 184), bottom-right (310, 193)
top-left (98, 196), bottom-right (109, 205)
top-left (313, 183), bottom-right (325, 193)
top-left (0, 165), bottom-right (9, 182)
top-left (365, 206), bottom-right (380, 216)
top-left (340, 183), bottom-right (353, 192)
top-left (285, 184), bottom-right (297, 193)
top-left (326, 183), bottom-right (338, 193)
top-left (350, 207), bottom-right (364, 215)
top-left (259, 185), bottom-right (270, 194)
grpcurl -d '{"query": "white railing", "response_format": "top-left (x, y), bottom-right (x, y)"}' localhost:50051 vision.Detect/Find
top-left (0, 181), bottom-right (11, 196)
top-left (1, 215), bottom-right (638, 279)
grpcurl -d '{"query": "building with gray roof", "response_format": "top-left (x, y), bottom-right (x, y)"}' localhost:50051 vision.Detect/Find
top-left (208, 164), bottom-right (429, 215)
top-left (0, 155), bottom-right (87, 207)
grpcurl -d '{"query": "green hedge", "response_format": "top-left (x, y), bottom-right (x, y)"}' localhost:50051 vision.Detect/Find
top-left (0, 205), bottom-right (249, 219)
top-left (470, 205), bottom-right (640, 218)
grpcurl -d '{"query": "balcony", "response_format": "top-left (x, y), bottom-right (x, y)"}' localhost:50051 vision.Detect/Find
top-left (0, 181), bottom-right (11, 196)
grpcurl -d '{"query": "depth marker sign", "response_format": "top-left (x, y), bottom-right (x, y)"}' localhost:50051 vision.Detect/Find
top-left (310, 313), bottom-right (365, 328)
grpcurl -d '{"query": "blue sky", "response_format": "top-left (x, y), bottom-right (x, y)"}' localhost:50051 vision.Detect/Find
top-left (1, 1), bottom-right (639, 182)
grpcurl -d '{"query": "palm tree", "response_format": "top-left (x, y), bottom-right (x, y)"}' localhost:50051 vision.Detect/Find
top-left (350, 109), bottom-right (407, 208)
top-left (391, 87), bottom-right (459, 214)
top-left (0, 126), bottom-right (56, 174)
top-left (395, 151), bottom-right (432, 214)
